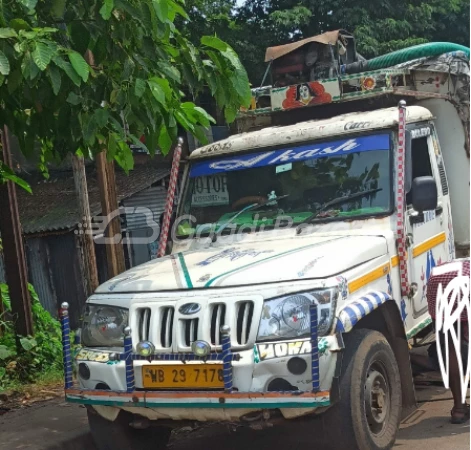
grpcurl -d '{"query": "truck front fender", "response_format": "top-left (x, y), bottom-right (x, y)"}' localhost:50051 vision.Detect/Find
top-left (335, 293), bottom-right (417, 420)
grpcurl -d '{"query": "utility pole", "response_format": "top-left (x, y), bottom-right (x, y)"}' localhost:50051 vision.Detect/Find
top-left (96, 152), bottom-right (126, 278)
top-left (0, 126), bottom-right (33, 337)
top-left (71, 154), bottom-right (99, 295)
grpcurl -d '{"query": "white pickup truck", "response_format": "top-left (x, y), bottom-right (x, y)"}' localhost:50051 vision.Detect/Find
top-left (66, 34), bottom-right (470, 450)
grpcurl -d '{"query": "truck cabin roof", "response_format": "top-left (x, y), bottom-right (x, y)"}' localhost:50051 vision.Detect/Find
top-left (190, 106), bottom-right (433, 160)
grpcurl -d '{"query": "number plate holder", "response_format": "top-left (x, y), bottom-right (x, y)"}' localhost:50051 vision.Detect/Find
top-left (142, 364), bottom-right (224, 389)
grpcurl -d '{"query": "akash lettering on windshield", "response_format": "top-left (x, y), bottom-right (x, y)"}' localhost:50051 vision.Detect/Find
top-left (190, 134), bottom-right (390, 178)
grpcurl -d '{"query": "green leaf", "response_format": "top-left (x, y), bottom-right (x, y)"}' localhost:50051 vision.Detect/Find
top-left (82, 114), bottom-right (98, 145)
top-left (50, 0), bottom-right (66, 19)
top-left (94, 108), bottom-right (110, 128)
top-left (48, 65), bottom-right (61, 95)
top-left (168, 0), bottom-right (189, 19)
top-left (148, 76), bottom-right (171, 99)
top-left (0, 28), bottom-right (18, 39)
top-left (0, 283), bottom-right (11, 311)
top-left (147, 80), bottom-right (166, 106)
top-left (53, 57), bottom-right (81, 86)
top-left (201, 36), bottom-right (228, 52)
top-left (9, 19), bottom-right (31, 31)
top-left (157, 62), bottom-right (181, 83)
top-left (107, 132), bottom-right (117, 159)
top-left (68, 51), bottom-right (89, 82)
top-left (193, 106), bottom-right (215, 127)
top-left (134, 78), bottom-right (146, 98)
top-left (158, 125), bottom-right (172, 154)
top-left (21, 52), bottom-right (40, 80)
top-left (153, 0), bottom-right (169, 22)
top-left (0, 345), bottom-right (14, 360)
top-left (99, 0), bottom-right (115, 20)
top-left (32, 42), bottom-right (55, 71)
top-left (0, 367), bottom-right (5, 380)
top-left (0, 50), bottom-right (10, 75)
top-left (7, 69), bottom-right (22, 94)
top-left (230, 73), bottom-right (251, 106)
top-left (20, 337), bottom-right (37, 352)
top-left (66, 92), bottom-right (81, 105)
top-left (114, 141), bottom-right (134, 173)
top-left (224, 105), bottom-right (238, 123)
top-left (193, 125), bottom-right (209, 146)
top-left (21, 0), bottom-right (38, 10)
top-left (1, 163), bottom-right (32, 192)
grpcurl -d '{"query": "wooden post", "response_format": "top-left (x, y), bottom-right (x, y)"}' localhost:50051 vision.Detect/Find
top-left (0, 125), bottom-right (33, 337)
top-left (71, 154), bottom-right (99, 295)
top-left (96, 152), bottom-right (126, 278)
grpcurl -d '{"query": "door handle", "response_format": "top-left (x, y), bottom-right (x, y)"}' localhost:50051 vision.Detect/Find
top-left (409, 206), bottom-right (443, 225)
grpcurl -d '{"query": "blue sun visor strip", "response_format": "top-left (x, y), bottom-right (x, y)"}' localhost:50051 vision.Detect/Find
top-left (190, 133), bottom-right (390, 178)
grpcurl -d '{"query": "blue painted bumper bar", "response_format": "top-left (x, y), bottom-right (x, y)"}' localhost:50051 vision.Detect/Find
top-left (61, 302), bottom-right (321, 395)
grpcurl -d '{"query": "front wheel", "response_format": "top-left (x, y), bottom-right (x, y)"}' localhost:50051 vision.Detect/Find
top-left (323, 329), bottom-right (402, 450)
top-left (87, 409), bottom-right (171, 450)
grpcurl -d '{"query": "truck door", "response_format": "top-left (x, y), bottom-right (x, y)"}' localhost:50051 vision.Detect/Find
top-left (405, 123), bottom-right (452, 319)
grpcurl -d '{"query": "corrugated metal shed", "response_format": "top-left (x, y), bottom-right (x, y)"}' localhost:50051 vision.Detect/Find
top-left (121, 186), bottom-right (167, 231)
top-left (17, 164), bottom-right (170, 234)
top-left (24, 238), bottom-right (58, 316)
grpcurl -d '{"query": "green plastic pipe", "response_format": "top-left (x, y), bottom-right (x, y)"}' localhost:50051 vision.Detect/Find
top-left (343, 42), bottom-right (470, 74)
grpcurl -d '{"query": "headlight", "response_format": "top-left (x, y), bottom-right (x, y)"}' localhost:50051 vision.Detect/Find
top-left (81, 304), bottom-right (129, 347)
top-left (257, 288), bottom-right (338, 341)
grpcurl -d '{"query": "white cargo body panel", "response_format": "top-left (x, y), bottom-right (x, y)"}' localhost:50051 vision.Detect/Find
top-left (418, 98), bottom-right (470, 249)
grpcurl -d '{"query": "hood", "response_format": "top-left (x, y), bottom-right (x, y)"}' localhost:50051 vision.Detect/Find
top-left (96, 234), bottom-right (387, 293)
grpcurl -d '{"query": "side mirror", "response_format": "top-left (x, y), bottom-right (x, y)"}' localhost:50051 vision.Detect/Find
top-left (411, 176), bottom-right (437, 213)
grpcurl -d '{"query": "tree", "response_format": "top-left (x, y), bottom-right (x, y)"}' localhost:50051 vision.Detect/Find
top-left (0, 0), bottom-right (252, 184)
top-left (226, 0), bottom-right (470, 84)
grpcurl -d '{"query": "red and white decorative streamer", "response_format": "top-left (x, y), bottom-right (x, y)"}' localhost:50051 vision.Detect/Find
top-left (396, 100), bottom-right (409, 297)
top-left (158, 138), bottom-right (183, 258)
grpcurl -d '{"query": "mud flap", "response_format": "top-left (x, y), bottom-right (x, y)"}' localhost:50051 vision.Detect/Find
top-left (390, 336), bottom-right (417, 420)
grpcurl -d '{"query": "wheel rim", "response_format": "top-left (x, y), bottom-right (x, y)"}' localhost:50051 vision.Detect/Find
top-left (364, 361), bottom-right (391, 435)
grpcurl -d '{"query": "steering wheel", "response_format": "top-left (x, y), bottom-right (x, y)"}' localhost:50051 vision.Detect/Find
top-left (232, 196), bottom-right (267, 210)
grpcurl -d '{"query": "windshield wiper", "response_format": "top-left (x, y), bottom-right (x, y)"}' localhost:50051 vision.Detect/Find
top-left (213, 195), bottom-right (289, 240)
top-left (297, 188), bottom-right (383, 228)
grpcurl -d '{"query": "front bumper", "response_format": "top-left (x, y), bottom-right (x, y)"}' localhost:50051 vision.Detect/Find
top-left (61, 303), bottom-right (339, 419)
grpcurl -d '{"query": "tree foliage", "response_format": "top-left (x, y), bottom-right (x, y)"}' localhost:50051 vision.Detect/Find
top-left (183, 0), bottom-right (469, 85)
top-left (0, 0), bottom-right (252, 182)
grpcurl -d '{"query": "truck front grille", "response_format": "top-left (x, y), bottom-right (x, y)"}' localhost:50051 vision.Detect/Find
top-left (131, 297), bottom-right (261, 351)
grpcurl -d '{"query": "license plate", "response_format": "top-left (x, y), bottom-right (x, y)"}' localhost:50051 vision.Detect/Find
top-left (142, 364), bottom-right (224, 389)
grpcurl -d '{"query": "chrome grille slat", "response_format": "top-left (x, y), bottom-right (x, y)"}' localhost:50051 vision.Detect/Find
top-left (160, 307), bottom-right (174, 348)
top-left (182, 318), bottom-right (199, 347)
top-left (210, 304), bottom-right (226, 346)
top-left (137, 308), bottom-right (151, 342)
top-left (236, 301), bottom-right (254, 346)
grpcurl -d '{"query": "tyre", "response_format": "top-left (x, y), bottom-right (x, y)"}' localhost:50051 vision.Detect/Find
top-left (87, 408), bottom-right (171, 450)
top-left (322, 329), bottom-right (402, 450)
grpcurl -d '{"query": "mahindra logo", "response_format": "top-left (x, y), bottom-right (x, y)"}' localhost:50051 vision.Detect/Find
top-left (179, 303), bottom-right (201, 315)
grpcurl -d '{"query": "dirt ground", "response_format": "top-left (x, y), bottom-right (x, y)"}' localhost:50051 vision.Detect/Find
top-left (0, 383), bottom-right (469, 450)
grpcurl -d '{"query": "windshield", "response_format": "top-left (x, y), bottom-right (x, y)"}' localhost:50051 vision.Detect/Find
top-left (178, 133), bottom-right (391, 236)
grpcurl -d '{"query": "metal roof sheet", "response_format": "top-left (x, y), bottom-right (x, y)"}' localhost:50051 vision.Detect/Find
top-left (17, 164), bottom-right (169, 234)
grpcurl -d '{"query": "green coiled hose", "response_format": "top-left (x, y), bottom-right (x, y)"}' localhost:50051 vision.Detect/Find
top-left (343, 42), bottom-right (470, 74)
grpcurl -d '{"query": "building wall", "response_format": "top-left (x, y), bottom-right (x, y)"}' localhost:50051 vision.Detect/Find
top-left (1, 233), bottom-right (86, 329)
